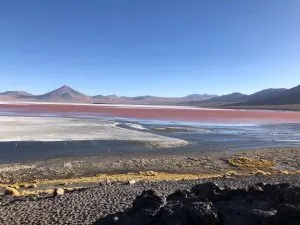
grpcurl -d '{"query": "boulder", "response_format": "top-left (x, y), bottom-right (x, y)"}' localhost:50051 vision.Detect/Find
top-left (248, 209), bottom-right (277, 225)
top-left (191, 182), bottom-right (221, 201)
top-left (184, 202), bottom-right (219, 225)
top-left (167, 190), bottom-right (190, 202)
top-left (131, 190), bottom-right (166, 216)
top-left (276, 204), bottom-right (300, 225)
top-left (93, 182), bottom-right (300, 225)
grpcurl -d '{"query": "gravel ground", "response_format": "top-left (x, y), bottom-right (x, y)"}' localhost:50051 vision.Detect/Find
top-left (0, 174), bottom-right (299, 225)
top-left (1, 147), bottom-right (299, 184)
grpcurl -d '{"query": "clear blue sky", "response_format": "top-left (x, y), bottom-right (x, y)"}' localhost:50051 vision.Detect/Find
top-left (0, 0), bottom-right (299, 97)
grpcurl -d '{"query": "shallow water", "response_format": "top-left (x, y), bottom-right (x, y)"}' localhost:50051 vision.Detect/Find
top-left (140, 121), bottom-right (300, 151)
top-left (0, 110), bottom-right (299, 164)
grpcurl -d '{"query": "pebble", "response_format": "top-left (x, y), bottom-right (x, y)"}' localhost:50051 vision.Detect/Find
top-left (53, 188), bottom-right (64, 196)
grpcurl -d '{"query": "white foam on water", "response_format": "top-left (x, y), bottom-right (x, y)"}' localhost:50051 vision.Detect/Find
top-left (139, 119), bottom-right (258, 127)
top-left (277, 140), bottom-right (300, 142)
top-left (123, 123), bottom-right (147, 130)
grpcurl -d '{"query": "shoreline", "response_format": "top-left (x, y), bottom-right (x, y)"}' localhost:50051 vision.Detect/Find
top-left (1, 147), bottom-right (299, 185)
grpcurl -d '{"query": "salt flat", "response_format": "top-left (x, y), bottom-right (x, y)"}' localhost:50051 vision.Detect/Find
top-left (0, 116), bottom-right (188, 148)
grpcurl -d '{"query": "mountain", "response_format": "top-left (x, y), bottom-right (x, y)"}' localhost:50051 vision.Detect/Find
top-left (230, 88), bottom-right (287, 106)
top-left (238, 85), bottom-right (300, 106)
top-left (93, 94), bottom-right (216, 105)
top-left (185, 88), bottom-right (295, 108)
top-left (130, 95), bottom-right (160, 101)
top-left (247, 88), bottom-right (287, 102)
top-left (188, 92), bottom-right (249, 107)
top-left (183, 94), bottom-right (217, 101)
top-left (36, 85), bottom-right (92, 103)
top-left (93, 95), bottom-right (127, 101)
top-left (205, 92), bottom-right (248, 103)
top-left (1, 84), bottom-right (299, 109)
top-left (0, 85), bottom-right (216, 104)
top-left (0, 91), bottom-right (33, 100)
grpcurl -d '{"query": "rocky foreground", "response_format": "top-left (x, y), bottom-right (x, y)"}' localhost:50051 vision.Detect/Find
top-left (0, 174), bottom-right (299, 225)
top-left (95, 180), bottom-right (300, 225)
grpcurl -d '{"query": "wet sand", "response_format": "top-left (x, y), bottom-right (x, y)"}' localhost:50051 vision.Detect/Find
top-left (1, 102), bottom-right (300, 123)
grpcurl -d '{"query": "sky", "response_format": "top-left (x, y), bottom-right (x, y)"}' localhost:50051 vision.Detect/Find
top-left (0, 0), bottom-right (300, 97)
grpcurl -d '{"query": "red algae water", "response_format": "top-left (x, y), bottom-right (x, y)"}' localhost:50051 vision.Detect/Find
top-left (1, 103), bottom-right (300, 124)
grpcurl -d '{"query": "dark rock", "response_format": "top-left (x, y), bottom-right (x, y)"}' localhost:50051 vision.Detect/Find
top-left (224, 187), bottom-right (248, 199)
top-left (156, 202), bottom-right (186, 225)
top-left (276, 204), bottom-right (300, 225)
top-left (248, 209), bottom-right (277, 225)
top-left (281, 186), bottom-right (300, 204)
top-left (93, 182), bottom-right (300, 225)
top-left (131, 190), bottom-right (166, 216)
top-left (248, 185), bottom-right (264, 193)
top-left (167, 190), bottom-right (190, 202)
top-left (190, 182), bottom-right (221, 201)
top-left (256, 182), bottom-right (266, 188)
top-left (184, 202), bottom-right (219, 225)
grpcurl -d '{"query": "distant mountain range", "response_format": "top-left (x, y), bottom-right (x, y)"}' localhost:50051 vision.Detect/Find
top-left (187, 85), bottom-right (300, 110)
top-left (0, 85), bottom-right (216, 104)
top-left (0, 91), bottom-right (33, 100)
top-left (1, 84), bottom-right (300, 110)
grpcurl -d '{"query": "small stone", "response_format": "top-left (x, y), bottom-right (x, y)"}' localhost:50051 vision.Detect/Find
top-left (100, 179), bottom-right (112, 186)
top-left (226, 170), bottom-right (239, 176)
top-left (19, 184), bottom-right (28, 188)
top-left (53, 188), bottom-right (64, 196)
top-left (27, 184), bottom-right (38, 189)
top-left (4, 187), bottom-right (20, 196)
top-left (63, 162), bottom-right (72, 168)
top-left (127, 179), bottom-right (136, 185)
top-left (256, 182), bottom-right (266, 188)
top-left (279, 170), bottom-right (290, 175)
